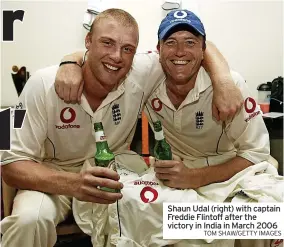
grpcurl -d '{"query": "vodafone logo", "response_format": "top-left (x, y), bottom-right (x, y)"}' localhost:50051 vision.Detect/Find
top-left (151, 98), bottom-right (162, 112)
top-left (244, 97), bottom-right (256, 114)
top-left (60, 107), bottom-right (76, 123)
top-left (244, 97), bottom-right (260, 122)
top-left (140, 186), bottom-right (158, 203)
top-left (56, 107), bottom-right (80, 129)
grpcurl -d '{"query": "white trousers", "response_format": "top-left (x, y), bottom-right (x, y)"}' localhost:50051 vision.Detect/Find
top-left (1, 190), bottom-right (72, 247)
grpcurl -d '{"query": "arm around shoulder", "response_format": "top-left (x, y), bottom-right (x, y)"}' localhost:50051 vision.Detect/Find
top-left (203, 41), bottom-right (243, 121)
top-left (226, 71), bottom-right (270, 164)
top-left (55, 50), bottom-right (86, 103)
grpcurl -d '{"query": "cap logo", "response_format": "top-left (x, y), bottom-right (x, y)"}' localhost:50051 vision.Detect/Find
top-left (173, 10), bottom-right (187, 19)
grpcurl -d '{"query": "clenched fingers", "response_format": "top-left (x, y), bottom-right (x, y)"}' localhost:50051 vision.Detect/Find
top-left (69, 81), bottom-right (82, 104)
top-left (63, 84), bottom-right (71, 103)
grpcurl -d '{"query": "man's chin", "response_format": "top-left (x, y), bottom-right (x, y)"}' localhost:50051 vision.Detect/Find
top-left (172, 76), bottom-right (189, 85)
top-left (100, 77), bottom-right (121, 90)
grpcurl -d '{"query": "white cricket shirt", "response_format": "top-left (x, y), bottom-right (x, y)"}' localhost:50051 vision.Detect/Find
top-left (144, 68), bottom-right (270, 167)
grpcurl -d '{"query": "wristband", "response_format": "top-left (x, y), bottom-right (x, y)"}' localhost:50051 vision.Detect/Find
top-left (59, 61), bottom-right (81, 67)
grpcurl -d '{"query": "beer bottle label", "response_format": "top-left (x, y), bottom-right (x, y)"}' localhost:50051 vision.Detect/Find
top-left (95, 131), bottom-right (106, 142)
top-left (154, 130), bottom-right (164, 141)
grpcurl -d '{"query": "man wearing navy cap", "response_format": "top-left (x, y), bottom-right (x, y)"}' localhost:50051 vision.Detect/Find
top-left (147, 9), bottom-right (269, 190)
top-left (137, 10), bottom-right (269, 246)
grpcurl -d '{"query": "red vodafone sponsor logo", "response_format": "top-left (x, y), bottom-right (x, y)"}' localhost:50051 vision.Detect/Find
top-left (56, 107), bottom-right (80, 129)
top-left (140, 186), bottom-right (158, 203)
top-left (244, 97), bottom-right (260, 122)
top-left (60, 107), bottom-right (76, 123)
top-left (244, 97), bottom-right (257, 114)
top-left (151, 98), bottom-right (162, 112)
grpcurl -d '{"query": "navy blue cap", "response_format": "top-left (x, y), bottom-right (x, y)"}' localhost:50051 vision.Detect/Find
top-left (158, 10), bottom-right (206, 40)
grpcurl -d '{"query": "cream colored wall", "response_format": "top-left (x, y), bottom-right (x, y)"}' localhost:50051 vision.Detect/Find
top-left (1, 0), bottom-right (283, 107)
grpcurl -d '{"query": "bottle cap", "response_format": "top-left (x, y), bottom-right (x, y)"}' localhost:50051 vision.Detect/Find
top-left (153, 120), bottom-right (162, 132)
top-left (94, 122), bottom-right (103, 131)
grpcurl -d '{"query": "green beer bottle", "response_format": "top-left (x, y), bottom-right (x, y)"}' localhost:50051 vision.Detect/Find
top-left (94, 122), bottom-right (118, 193)
top-left (153, 120), bottom-right (172, 160)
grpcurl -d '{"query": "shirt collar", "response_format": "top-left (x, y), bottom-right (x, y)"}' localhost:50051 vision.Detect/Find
top-left (155, 67), bottom-right (212, 110)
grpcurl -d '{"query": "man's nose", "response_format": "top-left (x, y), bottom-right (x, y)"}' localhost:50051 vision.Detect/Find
top-left (175, 43), bottom-right (186, 57)
top-left (109, 47), bottom-right (122, 63)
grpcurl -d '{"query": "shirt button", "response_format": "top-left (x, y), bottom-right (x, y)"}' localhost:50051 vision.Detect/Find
top-left (110, 212), bottom-right (116, 218)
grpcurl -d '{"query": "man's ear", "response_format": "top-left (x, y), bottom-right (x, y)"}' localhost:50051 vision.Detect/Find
top-left (156, 42), bottom-right (161, 63)
top-left (156, 42), bottom-right (160, 54)
top-left (85, 32), bottom-right (92, 50)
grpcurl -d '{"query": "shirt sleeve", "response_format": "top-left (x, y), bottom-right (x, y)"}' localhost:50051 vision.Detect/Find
top-left (132, 52), bottom-right (165, 101)
top-left (1, 70), bottom-right (48, 165)
top-left (225, 71), bottom-right (270, 164)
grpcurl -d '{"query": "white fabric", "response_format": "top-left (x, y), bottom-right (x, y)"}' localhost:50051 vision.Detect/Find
top-left (72, 154), bottom-right (149, 238)
top-left (144, 68), bottom-right (270, 166)
top-left (162, 0), bottom-right (181, 10)
top-left (85, 161), bottom-right (283, 247)
top-left (83, 0), bottom-right (120, 30)
top-left (83, 11), bottom-right (96, 30)
top-left (83, 0), bottom-right (103, 30)
top-left (1, 189), bottom-right (72, 247)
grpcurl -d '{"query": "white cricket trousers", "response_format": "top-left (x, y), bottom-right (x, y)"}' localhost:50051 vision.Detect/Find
top-left (1, 189), bottom-right (72, 247)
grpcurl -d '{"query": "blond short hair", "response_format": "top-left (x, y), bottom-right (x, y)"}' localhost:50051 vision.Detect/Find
top-left (90, 8), bottom-right (139, 33)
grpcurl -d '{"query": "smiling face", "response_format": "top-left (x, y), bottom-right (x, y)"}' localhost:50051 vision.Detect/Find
top-left (85, 16), bottom-right (139, 90)
top-left (158, 29), bottom-right (205, 86)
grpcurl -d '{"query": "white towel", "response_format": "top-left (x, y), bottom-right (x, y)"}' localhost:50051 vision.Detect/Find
top-left (83, 0), bottom-right (103, 30)
top-left (83, 11), bottom-right (96, 31)
top-left (162, 0), bottom-right (181, 10)
top-left (83, 0), bottom-right (120, 30)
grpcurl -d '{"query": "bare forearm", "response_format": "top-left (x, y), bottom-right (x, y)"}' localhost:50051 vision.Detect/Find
top-left (202, 41), bottom-right (232, 85)
top-left (195, 157), bottom-right (253, 187)
top-left (2, 161), bottom-right (80, 197)
top-left (61, 50), bottom-right (85, 64)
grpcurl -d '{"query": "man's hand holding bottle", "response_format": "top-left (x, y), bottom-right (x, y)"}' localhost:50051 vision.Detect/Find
top-left (74, 166), bottom-right (123, 204)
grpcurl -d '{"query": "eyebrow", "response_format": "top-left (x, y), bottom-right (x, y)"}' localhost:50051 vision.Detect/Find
top-left (100, 36), bottom-right (137, 48)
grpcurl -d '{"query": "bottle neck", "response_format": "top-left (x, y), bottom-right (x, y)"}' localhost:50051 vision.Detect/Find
top-left (154, 129), bottom-right (165, 141)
